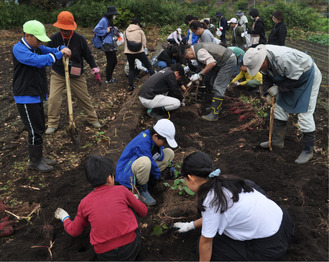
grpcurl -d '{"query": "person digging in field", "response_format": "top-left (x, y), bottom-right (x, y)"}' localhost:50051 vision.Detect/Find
top-left (173, 151), bottom-right (294, 261)
top-left (228, 17), bottom-right (246, 50)
top-left (12, 20), bottom-right (71, 172)
top-left (139, 64), bottom-right (185, 120)
top-left (54, 155), bottom-right (147, 261)
top-left (45, 11), bottom-right (102, 135)
top-left (243, 44), bottom-right (322, 164)
top-left (230, 63), bottom-right (262, 91)
top-left (184, 42), bottom-right (236, 121)
top-left (115, 119), bottom-right (177, 206)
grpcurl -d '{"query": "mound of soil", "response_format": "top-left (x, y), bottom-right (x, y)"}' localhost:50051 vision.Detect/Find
top-left (0, 28), bottom-right (328, 261)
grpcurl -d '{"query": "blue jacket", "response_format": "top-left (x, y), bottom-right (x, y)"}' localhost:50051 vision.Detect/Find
top-left (187, 28), bottom-right (199, 45)
top-left (115, 129), bottom-right (164, 188)
top-left (12, 37), bottom-right (63, 104)
top-left (93, 17), bottom-right (116, 49)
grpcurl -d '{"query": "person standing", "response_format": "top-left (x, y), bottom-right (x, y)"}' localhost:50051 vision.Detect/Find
top-left (189, 20), bottom-right (219, 44)
top-left (216, 11), bottom-right (227, 46)
top-left (12, 20), bottom-right (71, 172)
top-left (228, 17), bottom-right (246, 49)
top-left (184, 42), bottom-right (236, 121)
top-left (243, 44), bottom-right (322, 164)
top-left (94, 6), bottom-right (120, 84)
top-left (184, 15), bottom-right (199, 46)
top-left (236, 10), bottom-right (248, 31)
top-left (248, 8), bottom-right (266, 47)
top-left (268, 10), bottom-right (287, 46)
top-left (124, 17), bottom-right (155, 92)
top-left (45, 11), bottom-right (101, 135)
top-left (173, 152), bottom-right (294, 261)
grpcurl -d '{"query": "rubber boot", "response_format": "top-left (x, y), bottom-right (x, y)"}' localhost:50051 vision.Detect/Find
top-left (202, 97), bottom-right (223, 121)
top-left (260, 119), bottom-right (287, 149)
top-left (28, 144), bottom-right (54, 172)
top-left (295, 131), bottom-right (315, 164)
top-left (137, 183), bottom-right (156, 206)
top-left (147, 108), bottom-right (164, 120)
top-left (42, 156), bottom-right (56, 166)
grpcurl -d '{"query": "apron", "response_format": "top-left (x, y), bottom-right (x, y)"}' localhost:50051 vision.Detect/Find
top-left (275, 64), bottom-right (315, 113)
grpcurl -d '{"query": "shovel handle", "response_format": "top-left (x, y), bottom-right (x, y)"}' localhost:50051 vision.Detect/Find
top-left (63, 57), bottom-right (75, 126)
top-left (268, 96), bottom-right (275, 151)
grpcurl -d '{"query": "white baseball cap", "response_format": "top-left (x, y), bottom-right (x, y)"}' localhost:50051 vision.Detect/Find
top-left (228, 18), bottom-right (238, 24)
top-left (243, 44), bottom-right (267, 76)
top-left (177, 28), bottom-right (182, 34)
top-left (153, 119), bottom-right (178, 148)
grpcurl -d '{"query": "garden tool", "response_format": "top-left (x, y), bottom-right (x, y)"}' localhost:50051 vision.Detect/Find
top-left (63, 56), bottom-right (80, 147)
top-left (268, 96), bottom-right (275, 151)
top-left (260, 119), bottom-right (287, 149)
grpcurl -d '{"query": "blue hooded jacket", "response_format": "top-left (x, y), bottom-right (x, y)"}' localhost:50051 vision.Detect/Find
top-left (115, 129), bottom-right (164, 188)
top-left (93, 17), bottom-right (116, 48)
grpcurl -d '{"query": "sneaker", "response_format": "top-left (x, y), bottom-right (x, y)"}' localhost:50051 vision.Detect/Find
top-left (45, 127), bottom-right (56, 135)
top-left (105, 78), bottom-right (118, 84)
top-left (147, 108), bottom-right (163, 120)
top-left (128, 86), bottom-right (136, 92)
top-left (91, 121), bottom-right (101, 128)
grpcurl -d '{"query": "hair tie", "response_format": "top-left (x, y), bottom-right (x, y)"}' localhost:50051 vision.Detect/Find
top-left (209, 168), bottom-right (221, 178)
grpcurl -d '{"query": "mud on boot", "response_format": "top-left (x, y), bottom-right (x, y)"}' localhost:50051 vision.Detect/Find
top-left (28, 144), bottom-right (54, 172)
top-left (295, 131), bottom-right (315, 164)
top-left (202, 97), bottom-right (223, 121)
top-left (137, 183), bottom-right (156, 206)
top-left (260, 119), bottom-right (287, 149)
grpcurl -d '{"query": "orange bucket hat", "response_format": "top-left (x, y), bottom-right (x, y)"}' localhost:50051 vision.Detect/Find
top-left (53, 11), bottom-right (77, 30)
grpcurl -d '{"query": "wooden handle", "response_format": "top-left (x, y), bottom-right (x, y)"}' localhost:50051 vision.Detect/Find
top-left (63, 57), bottom-right (75, 125)
top-left (268, 97), bottom-right (275, 151)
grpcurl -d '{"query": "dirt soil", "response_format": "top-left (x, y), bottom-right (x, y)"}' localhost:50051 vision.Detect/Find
top-left (0, 27), bottom-right (328, 261)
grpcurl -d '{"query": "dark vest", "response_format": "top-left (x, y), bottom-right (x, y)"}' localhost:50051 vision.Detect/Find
top-left (12, 43), bottom-right (48, 100)
top-left (193, 42), bottom-right (232, 69)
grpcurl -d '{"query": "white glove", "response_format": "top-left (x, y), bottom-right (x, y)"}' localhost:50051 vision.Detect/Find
top-left (234, 81), bottom-right (240, 86)
top-left (184, 66), bottom-right (190, 74)
top-left (190, 73), bottom-right (201, 82)
top-left (134, 194), bottom-right (139, 199)
top-left (191, 59), bottom-right (198, 67)
top-left (268, 85), bottom-right (279, 96)
top-left (173, 221), bottom-right (195, 233)
top-left (265, 94), bottom-right (274, 105)
top-left (241, 32), bottom-right (246, 37)
top-left (54, 208), bottom-right (70, 222)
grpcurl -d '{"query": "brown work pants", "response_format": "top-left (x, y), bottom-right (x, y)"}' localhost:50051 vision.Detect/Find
top-left (47, 70), bottom-right (98, 129)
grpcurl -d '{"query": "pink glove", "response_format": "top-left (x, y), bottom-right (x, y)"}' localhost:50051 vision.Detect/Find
top-left (91, 67), bottom-right (100, 74)
top-left (94, 72), bottom-right (102, 85)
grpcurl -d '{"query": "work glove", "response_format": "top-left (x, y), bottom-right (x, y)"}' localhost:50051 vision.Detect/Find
top-left (145, 69), bottom-right (149, 74)
top-left (265, 94), bottom-right (274, 105)
top-left (91, 67), bottom-right (102, 85)
top-left (190, 73), bottom-right (201, 82)
top-left (184, 66), bottom-right (190, 74)
top-left (234, 81), bottom-right (240, 86)
top-left (268, 85), bottom-right (279, 97)
top-left (173, 221), bottom-right (195, 233)
top-left (54, 208), bottom-right (70, 222)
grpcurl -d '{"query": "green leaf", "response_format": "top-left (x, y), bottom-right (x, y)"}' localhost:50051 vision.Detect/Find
top-left (153, 225), bottom-right (163, 236)
top-left (163, 182), bottom-right (170, 187)
top-left (162, 224), bottom-right (168, 229)
top-left (184, 187), bottom-right (195, 196)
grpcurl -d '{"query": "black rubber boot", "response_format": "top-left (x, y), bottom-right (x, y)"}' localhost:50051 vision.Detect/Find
top-left (295, 131), bottom-right (315, 164)
top-left (42, 157), bottom-right (56, 166)
top-left (260, 119), bottom-right (287, 149)
top-left (202, 97), bottom-right (223, 121)
top-left (28, 144), bottom-right (54, 172)
top-left (147, 108), bottom-right (164, 120)
top-left (137, 183), bottom-right (156, 206)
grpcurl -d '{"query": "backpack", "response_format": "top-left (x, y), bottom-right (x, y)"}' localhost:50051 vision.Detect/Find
top-left (92, 34), bottom-right (103, 49)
